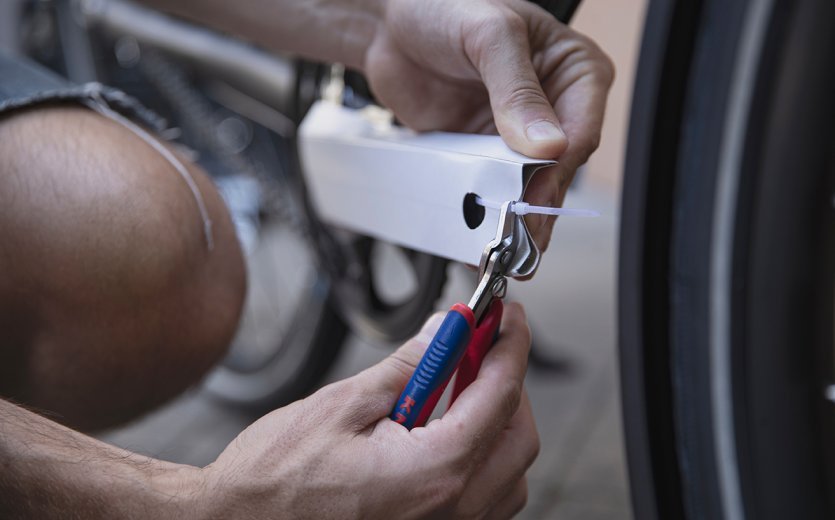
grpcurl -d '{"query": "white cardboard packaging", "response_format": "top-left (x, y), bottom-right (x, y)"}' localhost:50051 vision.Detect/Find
top-left (298, 101), bottom-right (555, 265)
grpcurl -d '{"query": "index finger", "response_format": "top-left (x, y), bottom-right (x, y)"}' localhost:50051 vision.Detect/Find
top-left (429, 302), bottom-right (532, 451)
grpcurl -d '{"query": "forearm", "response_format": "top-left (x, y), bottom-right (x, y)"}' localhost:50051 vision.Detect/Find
top-left (137, 0), bottom-right (385, 71)
top-left (0, 399), bottom-right (203, 519)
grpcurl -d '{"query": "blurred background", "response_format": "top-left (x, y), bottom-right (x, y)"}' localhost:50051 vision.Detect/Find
top-left (94, 1), bottom-right (649, 518)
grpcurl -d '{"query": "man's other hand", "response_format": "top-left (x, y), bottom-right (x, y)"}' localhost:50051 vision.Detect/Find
top-left (365, 0), bottom-right (614, 251)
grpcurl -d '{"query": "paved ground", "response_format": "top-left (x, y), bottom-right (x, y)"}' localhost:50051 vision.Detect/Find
top-left (99, 180), bottom-right (632, 519)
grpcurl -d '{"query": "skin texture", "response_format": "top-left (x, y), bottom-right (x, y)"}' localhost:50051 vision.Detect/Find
top-left (1, 0), bottom-right (613, 517)
top-left (201, 304), bottom-right (537, 519)
top-left (0, 106), bottom-right (246, 430)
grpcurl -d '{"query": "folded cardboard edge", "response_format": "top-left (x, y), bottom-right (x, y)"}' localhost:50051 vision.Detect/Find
top-left (300, 101), bottom-right (558, 167)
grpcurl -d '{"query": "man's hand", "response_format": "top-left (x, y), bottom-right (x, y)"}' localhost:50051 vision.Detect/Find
top-left (1, 304), bottom-right (537, 518)
top-left (201, 303), bottom-right (538, 519)
top-left (366, 0), bottom-right (614, 250)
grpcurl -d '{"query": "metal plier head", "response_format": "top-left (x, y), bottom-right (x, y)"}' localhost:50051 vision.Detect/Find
top-left (467, 201), bottom-right (540, 323)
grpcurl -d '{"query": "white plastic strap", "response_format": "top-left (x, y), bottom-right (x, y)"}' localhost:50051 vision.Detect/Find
top-left (474, 196), bottom-right (599, 217)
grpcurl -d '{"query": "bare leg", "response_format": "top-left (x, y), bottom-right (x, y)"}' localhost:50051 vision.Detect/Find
top-left (0, 105), bottom-right (246, 431)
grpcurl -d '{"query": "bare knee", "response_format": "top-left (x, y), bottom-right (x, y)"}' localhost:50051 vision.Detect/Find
top-left (0, 105), bottom-right (246, 430)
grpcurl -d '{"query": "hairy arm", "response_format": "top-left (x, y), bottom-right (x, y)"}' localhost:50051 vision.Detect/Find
top-left (0, 399), bottom-right (203, 519)
top-left (137, 0), bottom-right (384, 71)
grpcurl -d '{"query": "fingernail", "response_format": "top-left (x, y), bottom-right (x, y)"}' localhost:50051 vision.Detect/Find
top-left (525, 121), bottom-right (565, 142)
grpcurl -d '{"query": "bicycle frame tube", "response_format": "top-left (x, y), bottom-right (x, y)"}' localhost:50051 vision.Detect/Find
top-left (81, 0), bottom-right (295, 113)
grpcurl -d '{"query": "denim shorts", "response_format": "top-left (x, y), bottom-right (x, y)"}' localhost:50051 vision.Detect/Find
top-left (0, 50), bottom-right (164, 131)
top-left (0, 51), bottom-right (215, 249)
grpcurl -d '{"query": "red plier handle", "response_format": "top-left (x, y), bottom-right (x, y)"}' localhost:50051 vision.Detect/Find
top-left (412, 299), bottom-right (504, 428)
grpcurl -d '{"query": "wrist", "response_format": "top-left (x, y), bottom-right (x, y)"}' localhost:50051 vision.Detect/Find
top-left (139, 0), bottom-right (387, 72)
top-left (146, 463), bottom-right (210, 519)
top-left (195, 462), bottom-right (286, 519)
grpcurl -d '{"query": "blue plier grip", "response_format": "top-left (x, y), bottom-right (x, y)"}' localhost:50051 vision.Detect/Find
top-left (390, 303), bottom-right (475, 429)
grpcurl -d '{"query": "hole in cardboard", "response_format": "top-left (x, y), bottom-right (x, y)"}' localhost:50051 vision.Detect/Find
top-left (463, 192), bottom-right (485, 229)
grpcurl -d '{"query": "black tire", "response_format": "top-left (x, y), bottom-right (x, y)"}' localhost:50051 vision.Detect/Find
top-left (621, 0), bottom-right (835, 519)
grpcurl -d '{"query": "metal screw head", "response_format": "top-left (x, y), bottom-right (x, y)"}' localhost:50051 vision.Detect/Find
top-left (491, 277), bottom-right (508, 299)
top-left (500, 249), bottom-right (513, 266)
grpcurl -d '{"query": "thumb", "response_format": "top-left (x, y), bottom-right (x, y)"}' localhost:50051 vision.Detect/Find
top-left (471, 18), bottom-right (568, 159)
top-left (347, 312), bottom-right (446, 424)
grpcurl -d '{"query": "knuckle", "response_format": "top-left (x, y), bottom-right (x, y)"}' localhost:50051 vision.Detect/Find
top-left (313, 380), bottom-right (345, 409)
top-left (335, 377), bottom-right (360, 399)
top-left (519, 317), bottom-right (533, 347)
top-left (537, 231), bottom-right (552, 253)
top-left (499, 380), bottom-right (523, 419)
top-left (502, 81), bottom-right (549, 111)
top-left (526, 426), bottom-right (541, 468)
top-left (500, 11), bottom-right (528, 37)
top-left (560, 37), bottom-right (616, 89)
top-left (589, 51), bottom-right (616, 88)
top-left (576, 131), bottom-right (603, 163)
top-left (506, 301), bottom-right (528, 322)
top-left (585, 58), bottom-right (615, 92)
top-left (319, 378), bottom-right (363, 416)
top-left (581, 35), bottom-right (617, 86)
top-left (465, 9), bottom-right (529, 65)
top-left (573, 58), bottom-right (612, 89)
top-left (435, 428), bottom-right (480, 480)
top-left (506, 305), bottom-right (532, 347)
top-left (432, 473), bottom-right (468, 510)
top-left (590, 131), bottom-right (603, 151)
top-left (442, 439), bottom-right (477, 477)
top-left (572, 30), bottom-right (614, 66)
top-left (503, 301), bottom-right (527, 327)
top-left (600, 52), bottom-right (617, 86)
top-left (513, 480), bottom-right (530, 515)
top-left (471, 8), bottom-right (526, 38)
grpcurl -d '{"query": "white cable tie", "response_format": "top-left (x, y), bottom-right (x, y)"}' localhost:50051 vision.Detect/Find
top-left (475, 196), bottom-right (502, 210)
top-left (474, 196), bottom-right (599, 217)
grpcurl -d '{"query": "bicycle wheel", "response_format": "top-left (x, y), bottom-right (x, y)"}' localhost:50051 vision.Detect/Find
top-left (203, 214), bottom-right (347, 410)
top-left (621, 0), bottom-right (835, 519)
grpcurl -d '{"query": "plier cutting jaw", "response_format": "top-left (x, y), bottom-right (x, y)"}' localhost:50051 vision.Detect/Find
top-left (469, 201), bottom-right (540, 323)
top-left (390, 201), bottom-right (540, 429)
